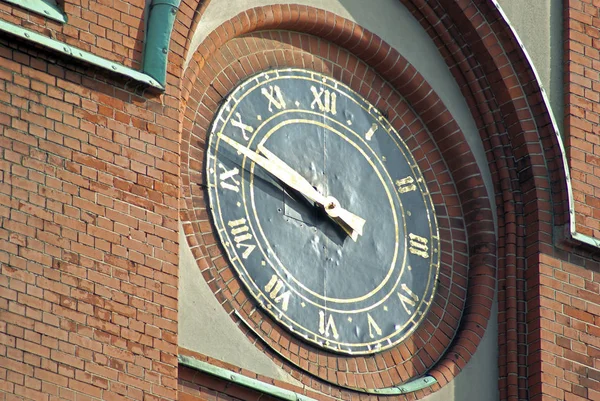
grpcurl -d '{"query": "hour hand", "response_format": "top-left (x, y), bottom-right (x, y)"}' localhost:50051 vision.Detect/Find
top-left (257, 144), bottom-right (366, 240)
top-left (217, 134), bottom-right (365, 241)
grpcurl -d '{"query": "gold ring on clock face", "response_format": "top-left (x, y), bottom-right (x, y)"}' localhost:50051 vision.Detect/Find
top-left (206, 68), bottom-right (439, 355)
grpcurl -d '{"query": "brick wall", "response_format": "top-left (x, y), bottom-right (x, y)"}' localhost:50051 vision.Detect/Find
top-left (564, 0), bottom-right (600, 238)
top-left (525, 1), bottom-right (600, 400)
top-left (529, 253), bottom-right (600, 401)
top-left (0, 35), bottom-right (179, 400)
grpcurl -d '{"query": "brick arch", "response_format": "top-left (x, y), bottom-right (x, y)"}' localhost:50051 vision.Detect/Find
top-left (179, 0), bottom-right (213, 66)
top-left (177, 2), bottom-right (566, 399)
top-left (398, 2), bottom-right (568, 400)
top-left (178, 5), bottom-right (494, 397)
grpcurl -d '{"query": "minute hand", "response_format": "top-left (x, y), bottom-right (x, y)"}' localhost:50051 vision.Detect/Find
top-left (217, 134), bottom-right (365, 241)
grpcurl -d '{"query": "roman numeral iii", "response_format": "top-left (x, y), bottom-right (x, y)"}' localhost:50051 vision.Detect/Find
top-left (408, 233), bottom-right (429, 258)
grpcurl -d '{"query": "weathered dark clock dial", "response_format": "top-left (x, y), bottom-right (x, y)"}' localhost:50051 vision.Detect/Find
top-left (206, 68), bottom-right (439, 354)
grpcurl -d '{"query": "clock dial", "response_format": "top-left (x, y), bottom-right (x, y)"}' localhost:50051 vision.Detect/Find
top-left (206, 68), bottom-right (439, 354)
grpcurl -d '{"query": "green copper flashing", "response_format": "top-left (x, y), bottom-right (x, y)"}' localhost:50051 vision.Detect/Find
top-left (179, 353), bottom-right (437, 398)
top-left (143, 0), bottom-right (181, 87)
top-left (0, 19), bottom-right (164, 90)
top-left (178, 355), bottom-right (317, 401)
top-left (366, 376), bottom-right (438, 395)
top-left (0, 0), bottom-right (178, 90)
top-left (2, 0), bottom-right (67, 23)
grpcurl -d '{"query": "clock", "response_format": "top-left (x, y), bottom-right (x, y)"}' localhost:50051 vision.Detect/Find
top-left (206, 68), bottom-right (439, 355)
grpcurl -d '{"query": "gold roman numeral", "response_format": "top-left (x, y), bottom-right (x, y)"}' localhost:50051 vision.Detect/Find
top-left (408, 233), bottom-right (429, 258)
top-left (218, 163), bottom-right (240, 192)
top-left (264, 275), bottom-right (291, 311)
top-left (318, 311), bottom-right (339, 339)
top-left (231, 112), bottom-right (254, 140)
top-left (395, 176), bottom-right (416, 193)
top-left (367, 313), bottom-right (382, 338)
top-left (365, 123), bottom-right (378, 141)
top-left (261, 85), bottom-right (287, 112)
top-left (310, 86), bottom-right (337, 115)
top-left (397, 284), bottom-right (419, 315)
top-left (227, 218), bottom-right (256, 259)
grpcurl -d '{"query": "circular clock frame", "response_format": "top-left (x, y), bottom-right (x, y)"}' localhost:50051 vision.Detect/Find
top-left (181, 27), bottom-right (494, 393)
top-left (206, 68), bottom-right (440, 355)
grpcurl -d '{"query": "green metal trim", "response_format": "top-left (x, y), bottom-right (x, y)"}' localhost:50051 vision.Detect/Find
top-left (366, 376), bottom-right (437, 395)
top-left (178, 355), bottom-right (317, 401)
top-left (142, 0), bottom-right (181, 87)
top-left (179, 353), bottom-right (437, 398)
top-left (2, 0), bottom-right (67, 23)
top-left (233, 311), bottom-right (437, 395)
top-left (0, 0), bottom-right (179, 90)
top-left (0, 19), bottom-right (164, 90)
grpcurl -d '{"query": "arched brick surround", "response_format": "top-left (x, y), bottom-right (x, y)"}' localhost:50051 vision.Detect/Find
top-left (398, 2), bottom-right (568, 400)
top-left (180, 30), bottom-right (487, 395)
top-left (175, 2), bottom-right (569, 400)
top-left (179, 6), bottom-right (498, 400)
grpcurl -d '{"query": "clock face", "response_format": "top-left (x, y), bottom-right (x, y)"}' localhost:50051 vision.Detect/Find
top-left (206, 68), bottom-right (439, 354)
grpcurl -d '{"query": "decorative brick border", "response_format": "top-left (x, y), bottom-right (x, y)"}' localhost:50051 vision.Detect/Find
top-left (179, 0), bottom-right (213, 66)
top-left (178, 6), bottom-right (497, 399)
top-left (181, 32), bottom-right (475, 392)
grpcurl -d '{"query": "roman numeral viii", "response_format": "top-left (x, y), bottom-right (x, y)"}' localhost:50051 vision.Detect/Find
top-left (264, 275), bottom-right (291, 311)
top-left (227, 218), bottom-right (256, 259)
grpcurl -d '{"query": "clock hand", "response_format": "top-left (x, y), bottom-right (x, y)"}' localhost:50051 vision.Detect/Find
top-left (256, 144), bottom-right (366, 241)
top-left (217, 133), bottom-right (365, 241)
top-left (255, 145), bottom-right (328, 204)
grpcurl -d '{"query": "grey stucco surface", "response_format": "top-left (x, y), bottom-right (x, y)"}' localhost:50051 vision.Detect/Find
top-left (497, 0), bottom-right (563, 134)
top-left (422, 300), bottom-right (499, 401)
top-left (178, 225), bottom-right (303, 384)
top-left (178, 0), bottom-right (514, 399)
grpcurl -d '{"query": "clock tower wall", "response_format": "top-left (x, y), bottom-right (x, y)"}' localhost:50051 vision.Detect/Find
top-left (0, 0), bottom-right (590, 400)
